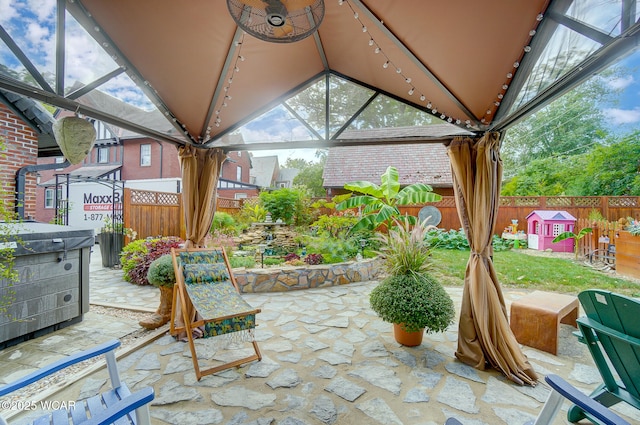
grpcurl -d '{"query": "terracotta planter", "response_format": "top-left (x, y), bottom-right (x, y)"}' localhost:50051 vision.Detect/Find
top-left (615, 231), bottom-right (640, 280)
top-left (393, 323), bottom-right (424, 346)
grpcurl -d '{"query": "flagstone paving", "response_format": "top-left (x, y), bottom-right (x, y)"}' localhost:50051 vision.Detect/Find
top-left (3, 246), bottom-right (640, 425)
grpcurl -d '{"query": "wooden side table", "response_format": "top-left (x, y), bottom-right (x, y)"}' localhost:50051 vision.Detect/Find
top-left (509, 291), bottom-right (579, 355)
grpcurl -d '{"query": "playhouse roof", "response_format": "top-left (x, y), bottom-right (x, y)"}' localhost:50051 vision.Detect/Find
top-left (526, 210), bottom-right (577, 221)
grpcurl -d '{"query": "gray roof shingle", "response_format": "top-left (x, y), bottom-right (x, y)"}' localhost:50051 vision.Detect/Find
top-left (323, 143), bottom-right (452, 188)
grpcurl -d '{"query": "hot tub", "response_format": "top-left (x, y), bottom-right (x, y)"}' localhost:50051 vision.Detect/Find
top-left (0, 222), bottom-right (94, 348)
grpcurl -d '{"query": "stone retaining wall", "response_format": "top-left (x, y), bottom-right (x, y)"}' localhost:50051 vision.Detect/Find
top-left (233, 259), bottom-right (381, 293)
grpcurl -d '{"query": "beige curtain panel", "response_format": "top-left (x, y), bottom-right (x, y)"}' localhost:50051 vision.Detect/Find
top-left (178, 145), bottom-right (227, 248)
top-left (447, 133), bottom-right (538, 386)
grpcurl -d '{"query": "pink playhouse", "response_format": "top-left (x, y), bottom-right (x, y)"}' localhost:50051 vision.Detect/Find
top-left (526, 210), bottom-right (577, 252)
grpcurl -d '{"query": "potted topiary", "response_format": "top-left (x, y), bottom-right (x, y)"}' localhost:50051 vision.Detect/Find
top-left (139, 254), bottom-right (175, 330)
top-left (369, 217), bottom-right (455, 346)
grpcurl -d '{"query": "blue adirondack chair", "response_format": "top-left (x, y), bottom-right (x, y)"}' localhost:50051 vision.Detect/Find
top-left (567, 289), bottom-right (640, 423)
top-left (0, 339), bottom-right (154, 425)
top-left (170, 247), bottom-right (262, 380)
top-left (445, 374), bottom-right (630, 425)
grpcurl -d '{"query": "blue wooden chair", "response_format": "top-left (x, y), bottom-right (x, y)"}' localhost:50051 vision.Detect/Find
top-left (169, 247), bottom-right (262, 380)
top-left (0, 339), bottom-right (154, 425)
top-left (567, 289), bottom-right (640, 423)
top-left (444, 374), bottom-right (630, 425)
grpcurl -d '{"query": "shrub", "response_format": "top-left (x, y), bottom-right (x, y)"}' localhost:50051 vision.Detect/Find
top-left (210, 212), bottom-right (236, 235)
top-left (369, 273), bottom-right (455, 333)
top-left (146, 254), bottom-right (176, 288)
top-left (263, 257), bottom-right (285, 266)
top-left (120, 239), bottom-right (149, 277)
top-left (284, 252), bottom-right (300, 262)
top-left (304, 253), bottom-right (323, 265)
top-left (229, 256), bottom-right (256, 268)
top-left (312, 214), bottom-right (358, 238)
top-left (122, 236), bottom-right (183, 285)
top-left (260, 187), bottom-right (311, 226)
top-left (425, 228), bottom-right (470, 250)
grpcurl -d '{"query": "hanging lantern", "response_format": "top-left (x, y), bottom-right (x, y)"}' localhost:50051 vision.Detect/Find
top-left (53, 116), bottom-right (97, 164)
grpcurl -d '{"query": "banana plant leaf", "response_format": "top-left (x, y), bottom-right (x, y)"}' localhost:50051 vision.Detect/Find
top-left (397, 183), bottom-right (442, 204)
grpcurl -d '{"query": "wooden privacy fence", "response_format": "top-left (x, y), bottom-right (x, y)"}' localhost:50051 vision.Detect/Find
top-left (124, 189), bottom-right (640, 244)
top-left (400, 196), bottom-right (639, 238)
top-left (575, 218), bottom-right (620, 259)
top-left (123, 188), bottom-right (185, 240)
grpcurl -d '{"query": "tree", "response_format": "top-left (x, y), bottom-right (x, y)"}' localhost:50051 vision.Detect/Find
top-left (286, 151), bottom-right (328, 197)
top-left (501, 72), bottom-right (618, 174)
top-left (572, 131), bottom-right (640, 196)
top-left (501, 130), bottom-right (640, 196)
top-left (335, 166), bottom-right (442, 233)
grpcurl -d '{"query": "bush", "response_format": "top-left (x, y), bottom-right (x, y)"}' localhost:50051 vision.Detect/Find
top-left (146, 255), bottom-right (175, 288)
top-left (210, 212), bottom-right (236, 235)
top-left (304, 253), bottom-right (323, 265)
top-left (369, 273), bottom-right (455, 333)
top-left (121, 236), bottom-right (183, 285)
top-left (284, 253), bottom-right (300, 262)
top-left (312, 214), bottom-right (358, 239)
top-left (264, 257), bottom-right (285, 266)
top-left (229, 256), bottom-right (256, 268)
top-left (425, 228), bottom-right (470, 250)
top-left (260, 187), bottom-right (311, 225)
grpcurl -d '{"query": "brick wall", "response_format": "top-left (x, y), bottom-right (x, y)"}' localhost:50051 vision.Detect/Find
top-left (0, 103), bottom-right (38, 218)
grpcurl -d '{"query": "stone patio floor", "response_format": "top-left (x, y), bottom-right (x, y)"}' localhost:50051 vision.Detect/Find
top-left (1, 246), bottom-right (639, 425)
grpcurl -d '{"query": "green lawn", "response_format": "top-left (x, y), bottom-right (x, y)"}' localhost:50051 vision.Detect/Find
top-left (429, 248), bottom-right (640, 297)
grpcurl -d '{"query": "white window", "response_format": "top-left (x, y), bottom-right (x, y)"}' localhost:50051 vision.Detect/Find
top-left (140, 144), bottom-right (151, 166)
top-left (552, 223), bottom-right (565, 237)
top-left (55, 157), bottom-right (65, 170)
top-left (97, 147), bottom-right (109, 163)
top-left (234, 193), bottom-right (247, 200)
top-left (236, 165), bottom-right (242, 181)
top-left (44, 188), bottom-right (55, 209)
top-left (237, 151), bottom-right (241, 157)
top-left (44, 188), bottom-right (61, 209)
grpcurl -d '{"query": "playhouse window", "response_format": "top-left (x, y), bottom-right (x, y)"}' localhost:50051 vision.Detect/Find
top-left (552, 223), bottom-right (565, 236)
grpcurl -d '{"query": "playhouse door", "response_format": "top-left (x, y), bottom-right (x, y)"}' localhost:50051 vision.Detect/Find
top-left (528, 234), bottom-right (539, 250)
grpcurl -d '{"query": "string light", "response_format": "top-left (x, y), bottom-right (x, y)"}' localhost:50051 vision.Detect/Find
top-left (213, 33), bottom-right (246, 130)
top-left (481, 11), bottom-right (543, 125)
top-left (339, 0), bottom-right (465, 127)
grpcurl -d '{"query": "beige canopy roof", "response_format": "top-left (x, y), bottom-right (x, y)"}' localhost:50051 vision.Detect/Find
top-left (0, 1), bottom-right (638, 155)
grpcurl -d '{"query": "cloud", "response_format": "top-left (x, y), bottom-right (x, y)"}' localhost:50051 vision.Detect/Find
top-left (604, 107), bottom-right (640, 125)
top-left (607, 75), bottom-right (635, 90)
top-left (0, 0), bottom-right (19, 25)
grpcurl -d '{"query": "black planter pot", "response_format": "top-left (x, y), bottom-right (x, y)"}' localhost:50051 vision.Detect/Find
top-left (99, 232), bottom-right (125, 267)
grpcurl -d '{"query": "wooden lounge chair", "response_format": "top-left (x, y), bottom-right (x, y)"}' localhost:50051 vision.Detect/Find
top-left (0, 339), bottom-right (154, 425)
top-left (567, 289), bottom-right (640, 423)
top-left (445, 374), bottom-right (630, 425)
top-left (170, 247), bottom-right (262, 380)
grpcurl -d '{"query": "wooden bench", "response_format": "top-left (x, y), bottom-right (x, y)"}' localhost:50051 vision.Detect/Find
top-left (509, 291), bottom-right (579, 355)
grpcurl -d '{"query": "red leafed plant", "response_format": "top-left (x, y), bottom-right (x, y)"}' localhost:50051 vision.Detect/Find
top-left (122, 236), bottom-right (183, 285)
top-left (304, 253), bottom-right (324, 265)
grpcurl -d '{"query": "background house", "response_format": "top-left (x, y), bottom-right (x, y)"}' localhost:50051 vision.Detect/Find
top-left (322, 143), bottom-right (454, 197)
top-left (249, 155), bottom-right (299, 190)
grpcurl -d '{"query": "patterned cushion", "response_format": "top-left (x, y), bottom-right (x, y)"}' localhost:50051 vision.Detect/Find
top-left (203, 314), bottom-right (256, 337)
top-left (179, 250), bottom-right (225, 265)
top-left (183, 263), bottom-right (229, 284)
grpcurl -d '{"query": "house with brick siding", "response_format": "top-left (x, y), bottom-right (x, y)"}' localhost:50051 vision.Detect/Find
top-left (0, 94), bottom-right (257, 227)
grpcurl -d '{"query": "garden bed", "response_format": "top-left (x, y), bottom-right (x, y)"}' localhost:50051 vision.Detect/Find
top-left (233, 258), bottom-right (381, 293)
